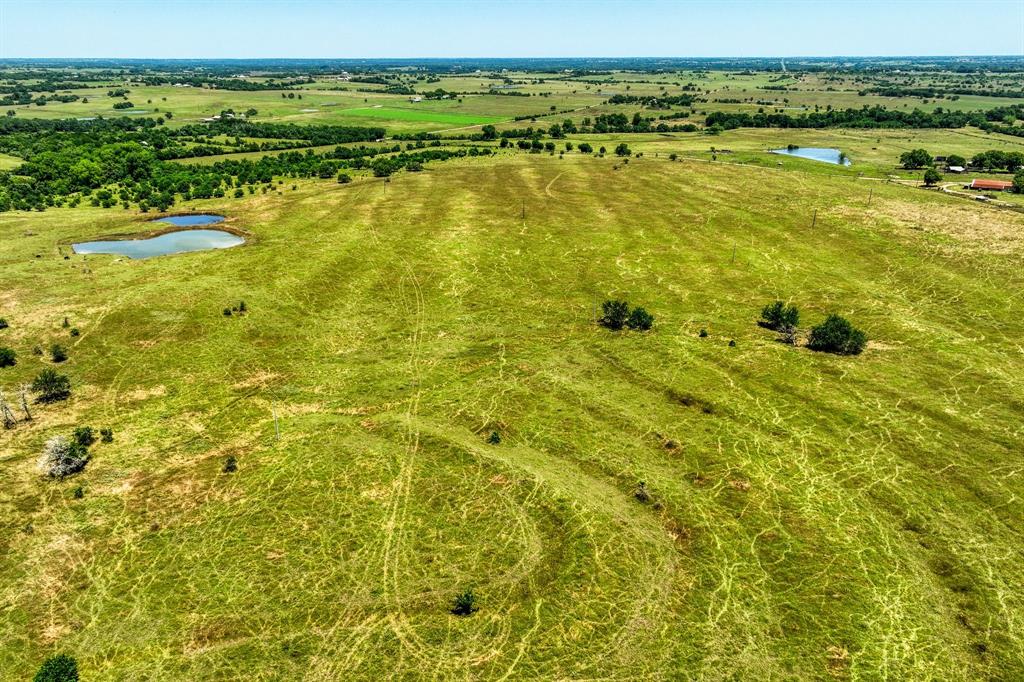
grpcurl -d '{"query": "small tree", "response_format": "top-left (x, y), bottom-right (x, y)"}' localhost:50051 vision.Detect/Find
top-left (73, 426), bottom-right (95, 448)
top-left (807, 314), bottom-right (867, 355)
top-left (37, 436), bottom-right (89, 478)
top-left (1013, 168), bottom-right (1024, 194)
top-left (337, 173), bottom-right (352, 184)
top-left (899, 148), bottom-right (932, 170)
top-left (100, 428), bottom-right (113, 443)
top-left (31, 369), bottom-right (71, 402)
top-left (451, 589), bottom-right (477, 616)
top-left (614, 143), bottom-right (631, 157)
top-left (626, 307), bottom-right (654, 331)
top-left (33, 654), bottom-right (78, 682)
top-left (759, 301), bottom-right (799, 332)
top-left (223, 456), bottom-right (238, 473)
top-left (923, 168), bottom-right (942, 186)
top-left (50, 344), bottom-right (67, 363)
top-left (487, 431), bottom-right (501, 444)
top-left (0, 346), bottom-right (15, 367)
top-left (0, 318), bottom-right (8, 329)
top-left (600, 300), bottom-right (630, 330)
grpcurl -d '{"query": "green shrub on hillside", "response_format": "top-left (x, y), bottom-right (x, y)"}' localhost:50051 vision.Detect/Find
top-left (807, 314), bottom-right (867, 355)
top-left (626, 307), bottom-right (654, 331)
top-left (31, 369), bottom-right (71, 402)
top-left (50, 344), bottom-right (67, 363)
top-left (0, 347), bottom-right (15, 367)
top-left (600, 300), bottom-right (630, 330)
top-left (33, 654), bottom-right (78, 682)
top-left (759, 301), bottom-right (799, 331)
top-left (451, 589), bottom-right (477, 616)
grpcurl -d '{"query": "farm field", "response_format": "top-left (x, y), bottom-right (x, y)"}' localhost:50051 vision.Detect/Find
top-left (2, 54), bottom-right (1024, 681)
top-left (2, 149), bottom-right (1024, 679)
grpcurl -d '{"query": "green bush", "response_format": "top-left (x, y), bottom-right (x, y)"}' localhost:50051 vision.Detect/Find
top-left (626, 307), bottom-right (654, 331)
top-left (451, 589), bottom-right (477, 616)
top-left (33, 653), bottom-right (78, 682)
top-left (223, 456), bottom-right (238, 473)
top-left (50, 344), bottom-right (67, 363)
top-left (73, 426), bottom-right (95, 448)
top-left (807, 314), bottom-right (867, 355)
top-left (614, 143), bottom-right (631, 157)
top-left (0, 318), bottom-right (8, 329)
top-left (487, 431), bottom-right (501, 445)
top-left (759, 301), bottom-right (799, 331)
top-left (100, 428), bottom-right (114, 443)
top-left (600, 300), bottom-right (630, 330)
top-left (31, 369), bottom-right (71, 402)
top-left (337, 173), bottom-right (352, 184)
top-left (0, 346), bottom-right (15, 367)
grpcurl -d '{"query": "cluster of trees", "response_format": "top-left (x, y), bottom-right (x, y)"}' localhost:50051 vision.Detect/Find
top-left (607, 93), bottom-right (696, 108)
top-left (599, 300), bottom-right (654, 331)
top-left (759, 301), bottom-right (867, 355)
top-left (901, 147), bottom-right (1024, 174)
top-left (136, 75), bottom-right (314, 90)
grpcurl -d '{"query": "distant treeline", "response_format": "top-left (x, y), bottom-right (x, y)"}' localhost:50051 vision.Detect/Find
top-left (134, 75), bottom-right (315, 90)
top-left (861, 86), bottom-right (1024, 99)
top-left (705, 104), bottom-right (1024, 130)
top-left (0, 115), bottom-right (491, 212)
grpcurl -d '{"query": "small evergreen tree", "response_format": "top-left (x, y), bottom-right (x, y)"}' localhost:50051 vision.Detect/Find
top-left (487, 431), bottom-right (501, 444)
top-left (73, 426), bottom-right (95, 448)
top-left (31, 369), bottom-right (71, 402)
top-left (759, 301), bottom-right (799, 332)
top-left (50, 344), bottom-right (68, 363)
top-left (451, 589), bottom-right (477, 616)
top-left (100, 428), bottom-right (114, 443)
top-left (33, 653), bottom-right (78, 682)
top-left (0, 347), bottom-right (15, 367)
top-left (807, 314), bottom-right (867, 355)
top-left (600, 300), bottom-right (630, 330)
top-left (626, 307), bottom-right (654, 331)
top-left (223, 456), bottom-right (238, 473)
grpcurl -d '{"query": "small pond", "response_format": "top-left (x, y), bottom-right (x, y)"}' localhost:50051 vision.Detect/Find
top-left (72, 215), bottom-right (243, 259)
top-left (769, 147), bottom-right (851, 166)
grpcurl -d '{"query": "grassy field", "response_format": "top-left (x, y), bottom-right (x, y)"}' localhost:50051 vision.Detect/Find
top-left (2, 150), bottom-right (1024, 679)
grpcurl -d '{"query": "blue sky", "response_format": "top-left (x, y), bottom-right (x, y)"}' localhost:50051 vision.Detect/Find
top-left (1, 0), bottom-right (1022, 58)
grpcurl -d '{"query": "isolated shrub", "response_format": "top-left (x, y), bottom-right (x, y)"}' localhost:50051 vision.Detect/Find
top-left (337, 173), bottom-right (352, 184)
top-left (487, 431), bottom-right (501, 445)
top-left (238, 301), bottom-right (247, 313)
top-left (69, 327), bottom-right (80, 337)
top-left (0, 347), bottom-right (15, 367)
top-left (451, 589), bottom-right (477, 616)
top-left (33, 654), bottom-right (78, 682)
top-left (73, 485), bottom-right (84, 499)
top-left (223, 308), bottom-right (232, 317)
top-left (50, 344), bottom-right (67, 363)
top-left (807, 314), bottom-right (867, 355)
top-left (699, 328), bottom-right (708, 338)
top-left (0, 318), bottom-right (8, 329)
top-left (578, 142), bottom-right (593, 153)
top-left (73, 426), bottom-right (95, 448)
top-left (600, 300), bottom-right (630, 330)
top-left (759, 301), bottom-right (799, 332)
top-left (614, 143), bottom-right (631, 157)
top-left (728, 339), bottom-right (737, 347)
top-left (37, 436), bottom-right (89, 479)
top-left (626, 307), bottom-right (654, 331)
top-left (100, 428), bottom-right (113, 443)
top-left (31, 369), bottom-right (71, 403)
top-left (634, 481), bottom-right (651, 503)
top-left (223, 456), bottom-right (238, 473)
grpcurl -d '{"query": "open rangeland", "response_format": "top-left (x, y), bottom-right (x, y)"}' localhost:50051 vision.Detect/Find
top-left (2, 151), bottom-right (1023, 679)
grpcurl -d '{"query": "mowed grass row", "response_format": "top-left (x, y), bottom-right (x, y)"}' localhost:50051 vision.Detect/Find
top-left (0, 153), bottom-right (1023, 678)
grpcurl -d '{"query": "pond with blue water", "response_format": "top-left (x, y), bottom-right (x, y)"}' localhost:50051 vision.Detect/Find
top-left (769, 147), bottom-right (851, 166)
top-left (72, 215), bottom-right (244, 259)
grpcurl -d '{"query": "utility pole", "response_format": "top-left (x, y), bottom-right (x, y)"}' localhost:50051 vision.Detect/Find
top-left (811, 209), bottom-right (818, 229)
top-left (521, 201), bottom-right (526, 221)
top-left (731, 244), bottom-right (736, 264)
top-left (868, 188), bottom-right (873, 206)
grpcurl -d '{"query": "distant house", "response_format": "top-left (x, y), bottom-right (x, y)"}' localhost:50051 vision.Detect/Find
top-left (948, 165), bottom-right (965, 173)
top-left (969, 179), bottom-right (1013, 191)
top-left (409, 96), bottom-right (422, 103)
